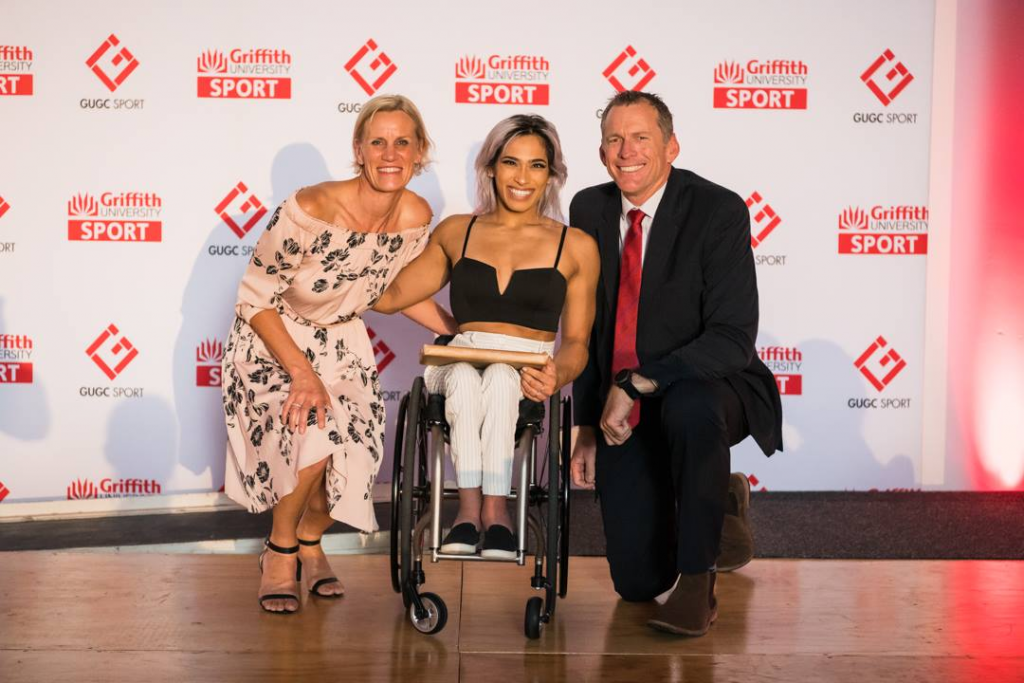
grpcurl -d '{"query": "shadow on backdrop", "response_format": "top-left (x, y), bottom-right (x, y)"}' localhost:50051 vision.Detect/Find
top-left (172, 143), bottom-right (331, 485)
top-left (105, 394), bottom-right (177, 497)
top-left (0, 297), bottom-right (52, 441)
top-left (463, 141), bottom-right (483, 211)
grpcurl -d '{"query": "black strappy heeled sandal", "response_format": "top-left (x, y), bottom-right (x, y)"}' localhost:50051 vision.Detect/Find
top-left (257, 538), bottom-right (302, 613)
top-left (298, 537), bottom-right (344, 598)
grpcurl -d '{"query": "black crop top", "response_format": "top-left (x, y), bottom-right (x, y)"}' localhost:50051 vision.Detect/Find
top-left (449, 216), bottom-right (568, 333)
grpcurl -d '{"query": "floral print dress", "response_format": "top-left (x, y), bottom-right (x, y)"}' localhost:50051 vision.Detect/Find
top-left (222, 192), bottom-right (428, 532)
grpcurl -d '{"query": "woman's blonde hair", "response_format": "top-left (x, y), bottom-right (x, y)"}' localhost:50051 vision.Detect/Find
top-left (352, 94), bottom-right (433, 175)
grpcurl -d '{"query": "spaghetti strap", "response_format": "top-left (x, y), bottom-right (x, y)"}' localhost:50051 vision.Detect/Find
top-left (553, 224), bottom-right (569, 267)
top-left (461, 215), bottom-right (478, 258)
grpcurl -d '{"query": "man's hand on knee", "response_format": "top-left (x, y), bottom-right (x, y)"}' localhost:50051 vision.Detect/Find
top-left (571, 426), bottom-right (597, 489)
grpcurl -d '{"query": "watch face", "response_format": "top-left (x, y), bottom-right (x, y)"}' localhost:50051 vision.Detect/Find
top-left (615, 369), bottom-right (631, 384)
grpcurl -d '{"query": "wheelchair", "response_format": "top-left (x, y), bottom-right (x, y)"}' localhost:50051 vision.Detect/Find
top-left (389, 371), bottom-right (572, 639)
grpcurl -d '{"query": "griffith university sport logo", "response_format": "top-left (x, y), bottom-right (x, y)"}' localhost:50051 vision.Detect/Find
top-left (197, 47), bottom-right (292, 99)
top-left (758, 346), bottom-right (802, 396)
top-left (215, 181), bottom-right (267, 238)
top-left (67, 191), bottom-right (163, 242)
top-left (838, 205), bottom-right (928, 255)
top-left (0, 45), bottom-right (34, 96)
top-left (67, 477), bottom-right (162, 500)
top-left (455, 53), bottom-right (550, 105)
top-left (196, 338), bottom-right (223, 387)
top-left (0, 333), bottom-right (34, 384)
top-left (345, 39), bottom-right (397, 96)
top-left (603, 45), bottom-right (656, 92)
top-left (713, 58), bottom-right (808, 110)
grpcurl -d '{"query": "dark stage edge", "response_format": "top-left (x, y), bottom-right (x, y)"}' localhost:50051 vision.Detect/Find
top-left (2, 492), bottom-right (1023, 559)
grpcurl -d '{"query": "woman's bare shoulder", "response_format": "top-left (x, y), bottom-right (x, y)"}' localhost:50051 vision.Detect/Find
top-left (428, 213), bottom-right (474, 247)
top-left (399, 190), bottom-right (434, 228)
top-left (564, 225), bottom-right (599, 270)
top-left (295, 181), bottom-right (346, 220)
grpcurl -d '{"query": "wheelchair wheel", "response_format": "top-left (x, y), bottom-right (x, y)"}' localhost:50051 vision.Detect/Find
top-left (399, 377), bottom-right (426, 607)
top-left (559, 396), bottom-right (572, 598)
top-left (409, 592), bottom-right (448, 635)
top-left (524, 596), bottom-right (543, 639)
top-left (390, 392), bottom-right (411, 594)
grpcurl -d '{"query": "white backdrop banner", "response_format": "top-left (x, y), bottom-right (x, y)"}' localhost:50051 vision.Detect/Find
top-left (0, 0), bottom-right (937, 504)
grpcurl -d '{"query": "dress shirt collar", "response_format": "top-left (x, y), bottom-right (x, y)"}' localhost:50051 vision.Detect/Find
top-left (620, 179), bottom-right (668, 222)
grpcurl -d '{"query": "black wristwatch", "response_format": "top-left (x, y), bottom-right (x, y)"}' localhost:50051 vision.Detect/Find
top-left (614, 368), bottom-right (643, 400)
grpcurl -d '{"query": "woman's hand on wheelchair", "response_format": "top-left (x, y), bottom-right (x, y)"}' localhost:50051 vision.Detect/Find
top-left (520, 357), bottom-right (557, 402)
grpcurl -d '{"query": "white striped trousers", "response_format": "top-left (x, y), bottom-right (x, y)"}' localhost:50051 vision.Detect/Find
top-left (423, 331), bottom-right (555, 497)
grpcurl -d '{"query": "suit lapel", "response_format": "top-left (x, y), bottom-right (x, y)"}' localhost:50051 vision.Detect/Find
top-left (598, 190), bottom-right (622, 313)
top-left (640, 170), bottom-right (684, 315)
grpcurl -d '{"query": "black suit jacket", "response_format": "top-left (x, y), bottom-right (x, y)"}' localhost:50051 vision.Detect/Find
top-left (570, 167), bottom-right (782, 456)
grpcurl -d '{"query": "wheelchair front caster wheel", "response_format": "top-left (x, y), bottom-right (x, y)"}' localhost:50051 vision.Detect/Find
top-left (410, 592), bottom-right (448, 635)
top-left (524, 596), bottom-right (543, 639)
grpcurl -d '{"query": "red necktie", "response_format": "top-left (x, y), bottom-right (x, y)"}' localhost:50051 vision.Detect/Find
top-left (612, 208), bottom-right (644, 428)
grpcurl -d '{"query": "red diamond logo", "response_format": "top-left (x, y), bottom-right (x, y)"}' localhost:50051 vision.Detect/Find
top-left (0, 195), bottom-right (10, 220)
top-left (85, 34), bottom-right (140, 92)
top-left (603, 45), bottom-right (656, 92)
top-left (345, 39), bottom-right (397, 96)
top-left (861, 49), bottom-right (914, 106)
top-left (854, 336), bottom-right (907, 391)
top-left (0, 481), bottom-right (10, 502)
top-left (745, 191), bottom-right (782, 248)
top-left (215, 182), bottom-right (267, 238)
top-left (86, 324), bottom-right (138, 380)
top-left (368, 326), bottom-right (395, 372)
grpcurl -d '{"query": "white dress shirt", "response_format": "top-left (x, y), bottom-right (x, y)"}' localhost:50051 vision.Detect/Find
top-left (618, 180), bottom-right (668, 265)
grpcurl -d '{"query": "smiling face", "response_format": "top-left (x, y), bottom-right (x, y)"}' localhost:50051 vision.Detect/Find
top-left (599, 102), bottom-right (679, 206)
top-left (491, 133), bottom-right (551, 215)
top-left (354, 110), bottom-right (424, 193)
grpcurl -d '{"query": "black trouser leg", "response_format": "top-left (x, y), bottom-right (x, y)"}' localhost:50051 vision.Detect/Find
top-left (595, 419), bottom-right (677, 602)
top-left (660, 378), bottom-right (748, 574)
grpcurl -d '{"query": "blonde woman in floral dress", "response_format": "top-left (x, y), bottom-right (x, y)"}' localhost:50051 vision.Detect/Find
top-left (222, 95), bottom-right (456, 613)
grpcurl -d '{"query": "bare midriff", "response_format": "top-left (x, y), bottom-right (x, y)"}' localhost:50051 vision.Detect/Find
top-left (459, 321), bottom-right (556, 342)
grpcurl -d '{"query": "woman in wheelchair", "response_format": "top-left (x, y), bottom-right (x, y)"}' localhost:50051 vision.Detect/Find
top-left (374, 114), bottom-right (599, 558)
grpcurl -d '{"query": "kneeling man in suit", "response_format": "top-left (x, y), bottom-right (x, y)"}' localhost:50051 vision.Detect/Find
top-left (570, 90), bottom-right (783, 636)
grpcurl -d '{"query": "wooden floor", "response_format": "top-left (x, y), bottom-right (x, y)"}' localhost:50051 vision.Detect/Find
top-left (1, 554), bottom-right (1022, 682)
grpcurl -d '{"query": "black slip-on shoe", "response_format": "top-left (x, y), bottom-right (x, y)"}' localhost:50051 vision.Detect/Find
top-left (480, 525), bottom-right (517, 560)
top-left (439, 522), bottom-right (480, 555)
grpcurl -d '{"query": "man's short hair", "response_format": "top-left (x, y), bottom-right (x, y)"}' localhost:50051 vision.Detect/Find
top-left (600, 91), bottom-right (674, 142)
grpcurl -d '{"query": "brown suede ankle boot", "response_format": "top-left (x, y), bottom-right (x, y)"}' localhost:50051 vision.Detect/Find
top-left (647, 571), bottom-right (718, 636)
top-left (717, 472), bottom-right (754, 572)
